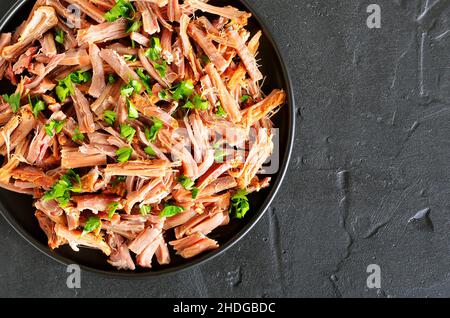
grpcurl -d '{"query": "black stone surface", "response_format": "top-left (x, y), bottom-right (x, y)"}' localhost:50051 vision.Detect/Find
top-left (1, 0), bottom-right (450, 298)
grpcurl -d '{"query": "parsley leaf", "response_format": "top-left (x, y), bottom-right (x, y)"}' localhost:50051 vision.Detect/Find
top-left (178, 175), bottom-right (195, 191)
top-left (171, 81), bottom-right (194, 101)
top-left (123, 54), bottom-right (137, 62)
top-left (104, 0), bottom-right (135, 22)
top-left (72, 127), bottom-right (85, 142)
top-left (240, 95), bottom-right (251, 103)
top-left (28, 96), bottom-right (46, 117)
top-left (107, 202), bottom-right (120, 219)
top-left (215, 102), bottom-right (227, 117)
top-left (145, 37), bottom-right (162, 61)
top-left (55, 71), bottom-right (92, 102)
top-left (126, 20), bottom-right (142, 33)
top-left (144, 145), bottom-right (156, 157)
top-left (140, 205), bottom-right (151, 216)
top-left (2, 92), bottom-right (21, 113)
top-left (120, 124), bottom-right (136, 142)
top-left (43, 169), bottom-right (82, 207)
top-left (116, 147), bottom-right (133, 163)
top-left (111, 176), bottom-right (126, 186)
top-left (55, 29), bottom-right (65, 45)
top-left (45, 120), bottom-right (65, 137)
top-left (127, 99), bottom-right (139, 119)
top-left (136, 68), bottom-right (152, 94)
top-left (145, 118), bottom-right (163, 142)
top-left (183, 94), bottom-right (209, 111)
top-left (104, 110), bottom-right (117, 126)
top-left (192, 187), bottom-right (199, 199)
top-left (121, 80), bottom-right (141, 97)
top-left (81, 216), bottom-right (101, 237)
top-left (230, 189), bottom-right (250, 219)
top-left (154, 61), bottom-right (167, 78)
top-left (159, 204), bottom-right (184, 218)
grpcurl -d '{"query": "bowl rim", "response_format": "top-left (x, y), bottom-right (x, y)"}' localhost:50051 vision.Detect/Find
top-left (0, 0), bottom-right (296, 278)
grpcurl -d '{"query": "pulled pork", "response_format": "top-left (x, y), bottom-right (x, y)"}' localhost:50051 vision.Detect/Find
top-left (0, 0), bottom-right (286, 270)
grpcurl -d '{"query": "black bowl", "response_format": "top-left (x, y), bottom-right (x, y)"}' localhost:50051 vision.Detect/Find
top-left (0, 0), bottom-right (295, 277)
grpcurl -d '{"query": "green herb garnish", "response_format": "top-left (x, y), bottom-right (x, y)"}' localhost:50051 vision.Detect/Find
top-left (216, 102), bottom-right (227, 117)
top-left (145, 37), bottom-right (162, 61)
top-left (107, 202), bottom-right (120, 219)
top-left (123, 54), bottom-right (137, 62)
top-left (55, 71), bottom-right (92, 102)
top-left (43, 169), bottom-right (82, 207)
top-left (159, 204), bottom-right (184, 218)
top-left (2, 92), bottom-right (21, 113)
top-left (104, 0), bottom-right (136, 22)
top-left (55, 29), bottom-right (65, 45)
top-left (111, 176), bottom-right (126, 186)
top-left (127, 99), bottom-right (139, 119)
top-left (240, 95), bottom-right (251, 103)
top-left (171, 80), bottom-right (194, 101)
top-left (192, 187), bottom-right (200, 199)
top-left (154, 61), bottom-right (167, 78)
top-left (144, 145), bottom-right (156, 157)
top-left (230, 189), bottom-right (250, 219)
top-left (45, 120), bottom-right (65, 137)
top-left (28, 96), bottom-right (46, 117)
top-left (81, 216), bottom-right (101, 237)
top-left (104, 110), bottom-right (117, 126)
top-left (126, 20), bottom-right (142, 33)
top-left (136, 69), bottom-right (152, 94)
top-left (120, 124), bottom-right (136, 142)
top-left (178, 175), bottom-right (195, 191)
top-left (145, 118), bottom-right (163, 142)
top-left (72, 127), bottom-right (85, 142)
top-left (108, 74), bottom-right (117, 84)
top-left (116, 147), bottom-right (133, 163)
top-left (140, 205), bottom-right (151, 216)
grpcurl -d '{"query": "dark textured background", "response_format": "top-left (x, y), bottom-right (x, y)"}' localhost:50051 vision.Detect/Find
top-left (2, 0), bottom-right (450, 298)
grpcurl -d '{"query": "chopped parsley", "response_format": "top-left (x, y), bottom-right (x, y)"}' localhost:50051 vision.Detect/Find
top-left (28, 96), bottom-right (46, 117)
top-left (230, 189), bottom-right (250, 219)
top-left (104, 0), bottom-right (136, 22)
top-left (43, 169), bottom-right (82, 207)
top-left (55, 29), bottom-right (65, 45)
top-left (120, 124), bottom-right (136, 142)
top-left (145, 118), bottom-right (163, 142)
top-left (2, 92), bottom-right (21, 113)
top-left (144, 145), bottom-right (156, 157)
top-left (191, 187), bottom-right (200, 199)
top-left (159, 204), bottom-right (184, 218)
top-left (116, 147), bottom-right (133, 163)
top-left (107, 202), bottom-right (120, 219)
top-left (240, 95), bottom-right (251, 103)
top-left (136, 68), bottom-right (152, 94)
top-left (45, 120), bottom-right (65, 137)
top-left (108, 74), bottom-right (117, 84)
top-left (127, 99), bottom-right (139, 119)
top-left (215, 102), bottom-right (227, 117)
top-left (72, 128), bottom-right (85, 142)
top-left (121, 80), bottom-right (142, 97)
top-left (55, 70), bottom-right (92, 102)
top-left (104, 110), bottom-right (117, 126)
top-left (123, 54), bottom-right (137, 62)
top-left (177, 175), bottom-right (195, 191)
top-left (171, 80), bottom-right (194, 101)
top-left (126, 20), bottom-right (142, 33)
top-left (81, 216), bottom-right (101, 237)
top-left (183, 94), bottom-right (209, 111)
top-left (145, 37), bottom-right (162, 61)
top-left (140, 205), bottom-right (151, 216)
